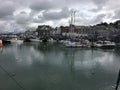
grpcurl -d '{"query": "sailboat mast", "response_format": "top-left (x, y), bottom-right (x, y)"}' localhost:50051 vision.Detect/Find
top-left (73, 11), bottom-right (76, 25)
top-left (70, 10), bottom-right (73, 34)
top-left (69, 10), bottom-right (76, 38)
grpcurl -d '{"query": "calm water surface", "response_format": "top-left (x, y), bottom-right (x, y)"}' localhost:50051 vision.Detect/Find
top-left (0, 42), bottom-right (120, 90)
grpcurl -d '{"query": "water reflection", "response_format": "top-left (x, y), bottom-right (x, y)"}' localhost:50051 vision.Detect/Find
top-left (0, 42), bottom-right (120, 90)
top-left (0, 47), bottom-right (3, 53)
top-left (2, 43), bottom-right (120, 71)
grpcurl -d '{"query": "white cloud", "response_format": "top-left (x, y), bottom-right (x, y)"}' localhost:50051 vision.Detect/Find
top-left (0, 0), bottom-right (120, 33)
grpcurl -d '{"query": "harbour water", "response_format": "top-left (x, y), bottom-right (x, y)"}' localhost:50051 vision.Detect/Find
top-left (0, 42), bottom-right (120, 90)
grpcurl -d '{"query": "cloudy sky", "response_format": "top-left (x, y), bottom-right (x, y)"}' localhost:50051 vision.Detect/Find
top-left (0, 0), bottom-right (120, 33)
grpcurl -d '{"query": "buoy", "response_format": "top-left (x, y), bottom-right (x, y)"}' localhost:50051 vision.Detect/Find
top-left (0, 40), bottom-right (3, 47)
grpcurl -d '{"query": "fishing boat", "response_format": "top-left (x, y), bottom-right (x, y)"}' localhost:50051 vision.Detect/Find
top-left (94, 40), bottom-right (116, 49)
top-left (0, 40), bottom-right (3, 47)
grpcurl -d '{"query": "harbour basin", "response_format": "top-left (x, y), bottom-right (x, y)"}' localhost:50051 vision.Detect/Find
top-left (0, 42), bottom-right (120, 90)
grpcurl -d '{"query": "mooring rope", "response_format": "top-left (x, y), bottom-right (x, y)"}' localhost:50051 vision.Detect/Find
top-left (0, 64), bottom-right (25, 90)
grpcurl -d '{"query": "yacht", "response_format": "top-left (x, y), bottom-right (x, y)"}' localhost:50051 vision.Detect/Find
top-left (10, 38), bottom-right (23, 44)
top-left (94, 40), bottom-right (116, 49)
top-left (64, 39), bottom-right (90, 48)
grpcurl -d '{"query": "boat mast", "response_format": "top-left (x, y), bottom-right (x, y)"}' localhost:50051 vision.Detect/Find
top-left (73, 10), bottom-right (76, 25)
top-left (70, 10), bottom-right (76, 38)
top-left (70, 10), bottom-right (73, 38)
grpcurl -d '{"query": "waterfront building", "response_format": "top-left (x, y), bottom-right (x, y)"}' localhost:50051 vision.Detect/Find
top-left (37, 25), bottom-right (52, 39)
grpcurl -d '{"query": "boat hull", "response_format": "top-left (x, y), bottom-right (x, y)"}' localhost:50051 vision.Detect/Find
top-left (65, 44), bottom-right (82, 47)
top-left (100, 45), bottom-right (115, 49)
top-left (10, 40), bottom-right (23, 44)
top-left (24, 38), bottom-right (31, 42)
top-left (30, 39), bottom-right (42, 42)
top-left (2, 40), bottom-right (11, 45)
top-left (65, 41), bottom-right (90, 48)
top-left (93, 41), bottom-right (116, 49)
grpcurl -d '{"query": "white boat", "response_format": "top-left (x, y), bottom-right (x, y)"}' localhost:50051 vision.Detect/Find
top-left (63, 39), bottom-right (71, 45)
top-left (65, 40), bottom-right (90, 48)
top-left (94, 40), bottom-right (115, 49)
top-left (59, 40), bottom-right (64, 43)
top-left (48, 38), bottom-right (56, 42)
top-left (65, 41), bottom-right (82, 47)
top-left (10, 38), bottom-right (23, 44)
top-left (30, 38), bottom-right (42, 42)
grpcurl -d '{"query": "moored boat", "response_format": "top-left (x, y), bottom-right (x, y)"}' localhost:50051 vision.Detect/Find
top-left (48, 38), bottom-right (56, 42)
top-left (2, 39), bottom-right (11, 45)
top-left (64, 39), bottom-right (90, 48)
top-left (10, 38), bottom-right (23, 44)
top-left (30, 38), bottom-right (42, 42)
top-left (93, 40), bottom-right (115, 49)
top-left (42, 38), bottom-right (48, 43)
top-left (24, 38), bottom-right (31, 42)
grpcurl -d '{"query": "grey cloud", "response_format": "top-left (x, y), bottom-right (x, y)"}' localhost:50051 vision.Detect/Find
top-left (41, 7), bottom-right (70, 21)
top-left (0, 0), bottom-right (120, 33)
top-left (90, 14), bottom-right (106, 24)
top-left (32, 17), bottom-right (44, 23)
top-left (91, 0), bottom-right (110, 12)
top-left (29, 0), bottom-right (54, 11)
top-left (0, 1), bottom-right (16, 18)
top-left (92, 0), bottom-right (109, 5)
top-left (0, 21), bottom-right (30, 33)
top-left (76, 13), bottom-right (106, 25)
top-left (64, 0), bottom-right (92, 5)
top-left (15, 12), bottom-right (31, 24)
top-left (113, 9), bottom-right (120, 19)
top-left (20, 11), bottom-right (27, 14)
top-left (0, 22), bottom-right (7, 33)
top-left (11, 23), bottom-right (27, 33)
